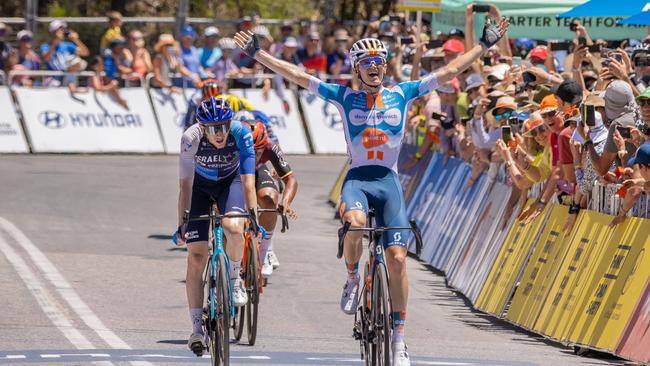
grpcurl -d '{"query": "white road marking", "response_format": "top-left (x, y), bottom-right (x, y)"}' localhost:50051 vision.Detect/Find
top-left (0, 217), bottom-right (153, 366)
top-left (3, 355), bottom-right (26, 359)
top-left (0, 234), bottom-right (94, 349)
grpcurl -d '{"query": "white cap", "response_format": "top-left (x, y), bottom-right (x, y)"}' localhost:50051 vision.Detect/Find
top-left (488, 63), bottom-right (510, 81)
top-left (17, 30), bottom-right (34, 40)
top-left (252, 25), bottom-right (271, 39)
top-left (49, 19), bottom-right (67, 33)
top-left (284, 37), bottom-right (299, 48)
top-left (204, 26), bottom-right (219, 37)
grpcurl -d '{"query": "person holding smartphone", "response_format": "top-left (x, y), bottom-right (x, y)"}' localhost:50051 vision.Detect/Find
top-left (464, 2), bottom-right (512, 58)
top-left (40, 20), bottom-right (90, 72)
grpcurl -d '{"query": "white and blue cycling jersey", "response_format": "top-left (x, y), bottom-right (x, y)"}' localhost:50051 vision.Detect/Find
top-left (307, 74), bottom-right (438, 173)
top-left (179, 120), bottom-right (256, 182)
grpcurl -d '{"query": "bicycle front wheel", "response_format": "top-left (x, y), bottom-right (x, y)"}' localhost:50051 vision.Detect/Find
top-left (245, 237), bottom-right (260, 346)
top-left (213, 254), bottom-right (231, 365)
top-left (371, 264), bottom-right (391, 366)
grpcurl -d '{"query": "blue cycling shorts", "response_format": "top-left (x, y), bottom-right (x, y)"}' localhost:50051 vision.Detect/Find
top-left (339, 165), bottom-right (409, 249)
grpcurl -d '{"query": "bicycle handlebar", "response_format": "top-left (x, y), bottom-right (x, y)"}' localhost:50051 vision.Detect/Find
top-left (336, 220), bottom-right (423, 259)
top-left (257, 205), bottom-right (289, 233)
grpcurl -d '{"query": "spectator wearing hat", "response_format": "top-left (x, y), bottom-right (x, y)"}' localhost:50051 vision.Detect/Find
top-left (211, 38), bottom-right (239, 82)
top-left (271, 21), bottom-right (295, 56)
top-left (609, 142), bottom-right (650, 227)
top-left (230, 25), bottom-right (271, 88)
top-left (100, 11), bottom-right (123, 50)
top-left (126, 30), bottom-right (152, 80)
top-left (298, 18), bottom-right (314, 46)
top-left (152, 33), bottom-right (198, 90)
top-left (179, 25), bottom-right (203, 80)
top-left (327, 29), bottom-right (352, 85)
top-left (238, 16), bottom-right (254, 33)
top-left (198, 26), bottom-right (222, 75)
top-left (553, 79), bottom-right (584, 187)
top-left (442, 39), bottom-right (464, 64)
top-left (0, 22), bottom-right (12, 73)
top-left (103, 37), bottom-right (132, 81)
top-left (40, 20), bottom-right (89, 72)
top-left (277, 37), bottom-right (301, 66)
top-left (16, 30), bottom-right (40, 72)
top-left (528, 46), bottom-right (548, 69)
top-left (298, 32), bottom-right (327, 76)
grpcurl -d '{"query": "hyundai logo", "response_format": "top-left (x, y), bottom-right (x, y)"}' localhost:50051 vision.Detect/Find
top-left (39, 111), bottom-right (66, 129)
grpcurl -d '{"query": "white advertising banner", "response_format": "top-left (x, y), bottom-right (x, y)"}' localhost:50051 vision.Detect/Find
top-left (236, 88), bottom-right (310, 154)
top-left (148, 88), bottom-right (194, 154)
top-left (299, 90), bottom-right (347, 154)
top-left (0, 87), bottom-right (29, 153)
top-left (14, 87), bottom-right (164, 153)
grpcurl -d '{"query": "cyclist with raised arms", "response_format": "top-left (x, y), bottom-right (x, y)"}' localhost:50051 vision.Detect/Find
top-left (174, 97), bottom-right (260, 353)
top-left (233, 111), bottom-right (299, 278)
top-left (235, 16), bottom-right (509, 365)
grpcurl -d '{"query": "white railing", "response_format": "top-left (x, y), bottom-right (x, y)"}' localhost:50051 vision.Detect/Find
top-left (7, 70), bottom-right (145, 88)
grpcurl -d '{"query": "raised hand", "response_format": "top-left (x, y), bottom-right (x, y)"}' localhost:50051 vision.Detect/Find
top-left (234, 30), bottom-right (261, 57)
top-left (480, 16), bottom-right (510, 48)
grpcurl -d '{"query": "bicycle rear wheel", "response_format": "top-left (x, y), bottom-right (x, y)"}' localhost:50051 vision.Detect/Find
top-left (371, 264), bottom-right (391, 366)
top-left (245, 237), bottom-right (260, 345)
top-left (210, 254), bottom-right (231, 366)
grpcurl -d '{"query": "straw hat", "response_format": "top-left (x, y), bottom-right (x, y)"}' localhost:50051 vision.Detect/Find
top-left (155, 33), bottom-right (178, 53)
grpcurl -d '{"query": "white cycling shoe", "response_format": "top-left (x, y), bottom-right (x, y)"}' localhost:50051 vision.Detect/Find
top-left (262, 255), bottom-right (274, 278)
top-left (188, 332), bottom-right (205, 356)
top-left (267, 250), bottom-right (280, 269)
top-left (232, 278), bottom-right (248, 307)
top-left (392, 342), bottom-right (411, 366)
top-left (340, 274), bottom-right (360, 315)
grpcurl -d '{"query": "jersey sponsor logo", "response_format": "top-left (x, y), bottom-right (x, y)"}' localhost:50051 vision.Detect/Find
top-left (39, 110), bottom-right (144, 129)
top-left (348, 108), bottom-right (402, 127)
top-left (362, 128), bottom-right (389, 149)
top-left (39, 111), bottom-right (66, 129)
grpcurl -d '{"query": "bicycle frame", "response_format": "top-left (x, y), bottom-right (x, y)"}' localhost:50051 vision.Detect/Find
top-left (209, 217), bottom-right (233, 319)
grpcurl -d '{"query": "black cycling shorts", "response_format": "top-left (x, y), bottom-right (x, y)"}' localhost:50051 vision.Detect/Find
top-left (255, 165), bottom-right (279, 192)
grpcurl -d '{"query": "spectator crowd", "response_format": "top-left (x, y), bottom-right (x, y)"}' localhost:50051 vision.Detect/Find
top-left (1, 6), bottom-right (649, 224)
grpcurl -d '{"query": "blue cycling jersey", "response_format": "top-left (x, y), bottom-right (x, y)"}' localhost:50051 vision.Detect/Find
top-left (179, 120), bottom-right (255, 182)
top-left (307, 74), bottom-right (438, 172)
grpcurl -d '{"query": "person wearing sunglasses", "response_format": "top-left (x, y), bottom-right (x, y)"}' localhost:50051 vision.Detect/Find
top-left (234, 15), bottom-right (510, 365)
top-left (174, 97), bottom-right (259, 353)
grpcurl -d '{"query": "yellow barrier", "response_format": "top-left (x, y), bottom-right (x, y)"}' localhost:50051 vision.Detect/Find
top-left (474, 200), bottom-right (550, 316)
top-left (328, 160), bottom-right (349, 207)
top-left (506, 204), bottom-right (570, 330)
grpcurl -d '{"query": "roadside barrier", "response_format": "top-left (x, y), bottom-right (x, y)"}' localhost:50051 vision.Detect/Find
top-left (387, 147), bottom-right (650, 363)
top-left (0, 82), bottom-right (30, 153)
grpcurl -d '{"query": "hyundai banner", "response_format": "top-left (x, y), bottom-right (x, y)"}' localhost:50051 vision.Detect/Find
top-left (14, 87), bottom-right (164, 153)
top-left (148, 88), bottom-right (193, 154)
top-left (0, 87), bottom-right (29, 153)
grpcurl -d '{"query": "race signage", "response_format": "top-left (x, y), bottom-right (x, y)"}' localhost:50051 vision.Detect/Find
top-left (14, 87), bottom-right (164, 153)
top-left (0, 86), bottom-right (29, 153)
top-left (148, 88), bottom-right (193, 154)
top-left (398, 0), bottom-right (441, 12)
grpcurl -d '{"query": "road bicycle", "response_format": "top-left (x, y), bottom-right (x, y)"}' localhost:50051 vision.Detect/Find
top-left (233, 206), bottom-right (289, 346)
top-left (337, 209), bottom-right (422, 366)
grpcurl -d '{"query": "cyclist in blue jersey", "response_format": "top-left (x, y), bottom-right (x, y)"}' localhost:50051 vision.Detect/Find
top-left (235, 17), bottom-right (509, 365)
top-left (174, 97), bottom-right (260, 353)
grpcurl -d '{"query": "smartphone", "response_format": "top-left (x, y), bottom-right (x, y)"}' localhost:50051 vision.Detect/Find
top-left (512, 56), bottom-right (522, 66)
top-left (428, 39), bottom-right (443, 49)
top-left (431, 112), bottom-right (444, 120)
top-left (617, 126), bottom-right (631, 138)
top-left (441, 119), bottom-right (455, 130)
top-left (523, 71), bottom-right (536, 84)
top-left (502, 125), bottom-right (512, 145)
top-left (570, 22), bottom-right (578, 32)
top-left (588, 44), bottom-right (602, 53)
top-left (473, 4), bottom-right (490, 12)
top-left (582, 104), bottom-right (596, 127)
top-left (400, 37), bottom-right (413, 45)
top-left (389, 15), bottom-right (401, 23)
top-left (578, 37), bottom-right (587, 47)
top-left (550, 41), bottom-right (571, 52)
top-left (483, 56), bottom-right (492, 66)
top-left (612, 53), bottom-right (623, 62)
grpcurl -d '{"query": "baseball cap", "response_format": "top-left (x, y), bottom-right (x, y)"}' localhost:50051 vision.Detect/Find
top-left (529, 46), bottom-right (547, 61)
top-left (448, 28), bottom-right (465, 39)
top-left (17, 30), bottom-right (33, 41)
top-left (636, 87), bottom-right (650, 101)
top-left (204, 26), bottom-right (219, 37)
top-left (443, 39), bottom-right (465, 54)
top-left (552, 79), bottom-right (583, 105)
top-left (181, 24), bottom-right (197, 39)
top-left (604, 80), bottom-right (635, 120)
top-left (436, 83), bottom-right (456, 94)
top-left (252, 26), bottom-right (271, 39)
top-left (584, 94), bottom-right (606, 107)
top-left (49, 19), bottom-right (67, 33)
top-left (491, 96), bottom-right (517, 116)
top-left (284, 37), bottom-right (299, 48)
top-left (465, 73), bottom-right (485, 90)
top-left (539, 94), bottom-right (560, 114)
top-left (239, 16), bottom-right (253, 24)
top-left (522, 113), bottom-right (545, 137)
top-left (488, 63), bottom-right (510, 81)
top-left (628, 143), bottom-right (650, 167)
top-left (308, 32), bottom-right (320, 41)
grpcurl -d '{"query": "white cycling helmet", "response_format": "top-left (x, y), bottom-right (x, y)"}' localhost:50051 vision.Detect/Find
top-left (218, 37), bottom-right (236, 50)
top-left (232, 110), bottom-right (255, 123)
top-left (349, 38), bottom-right (388, 65)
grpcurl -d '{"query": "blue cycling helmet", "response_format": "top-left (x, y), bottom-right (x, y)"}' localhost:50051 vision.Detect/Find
top-left (251, 110), bottom-right (270, 126)
top-left (196, 97), bottom-right (234, 125)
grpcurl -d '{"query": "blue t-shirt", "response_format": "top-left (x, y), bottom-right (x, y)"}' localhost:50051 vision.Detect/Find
top-left (198, 47), bottom-right (222, 69)
top-left (181, 46), bottom-right (201, 74)
top-left (40, 41), bottom-right (77, 71)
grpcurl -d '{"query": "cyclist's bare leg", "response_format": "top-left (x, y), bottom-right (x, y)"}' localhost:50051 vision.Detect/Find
top-left (221, 215), bottom-right (246, 264)
top-left (385, 245), bottom-right (408, 342)
top-left (186, 241), bottom-right (209, 335)
top-left (258, 187), bottom-right (279, 262)
top-left (342, 210), bottom-right (366, 268)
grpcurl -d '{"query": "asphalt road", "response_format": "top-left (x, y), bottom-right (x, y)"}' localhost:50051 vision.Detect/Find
top-left (0, 155), bottom-right (626, 366)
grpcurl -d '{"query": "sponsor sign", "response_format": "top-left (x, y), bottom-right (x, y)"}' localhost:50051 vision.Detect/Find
top-left (148, 87), bottom-right (193, 154)
top-left (239, 88), bottom-right (310, 154)
top-left (299, 90), bottom-right (348, 154)
top-left (14, 87), bottom-right (164, 153)
top-left (398, 0), bottom-right (441, 12)
top-left (0, 86), bottom-right (29, 153)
